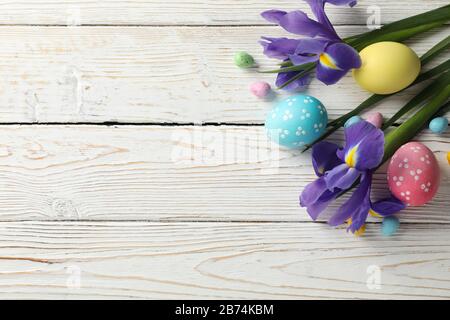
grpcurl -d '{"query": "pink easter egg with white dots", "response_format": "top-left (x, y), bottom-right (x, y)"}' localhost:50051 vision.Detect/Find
top-left (365, 112), bottom-right (383, 129)
top-left (387, 142), bottom-right (440, 206)
top-left (250, 81), bottom-right (271, 98)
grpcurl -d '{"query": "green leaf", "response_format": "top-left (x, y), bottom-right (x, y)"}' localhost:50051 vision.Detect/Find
top-left (383, 82), bottom-right (450, 162)
top-left (421, 35), bottom-right (450, 66)
top-left (327, 94), bottom-right (385, 128)
top-left (348, 4), bottom-right (450, 50)
top-left (276, 67), bottom-right (314, 90)
top-left (351, 21), bottom-right (447, 51)
top-left (309, 60), bottom-right (450, 153)
top-left (382, 71), bottom-right (450, 129)
top-left (435, 100), bottom-right (450, 117)
top-left (328, 58), bottom-right (450, 128)
top-left (301, 127), bottom-right (339, 153)
top-left (336, 85), bottom-right (449, 200)
top-left (279, 60), bottom-right (293, 68)
top-left (259, 62), bottom-right (315, 74)
top-left (415, 58), bottom-right (450, 82)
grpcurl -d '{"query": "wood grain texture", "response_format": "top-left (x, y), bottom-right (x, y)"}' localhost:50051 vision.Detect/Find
top-left (0, 0), bottom-right (448, 300)
top-left (0, 26), bottom-right (447, 124)
top-left (0, 0), bottom-right (446, 26)
top-left (0, 221), bottom-right (449, 299)
top-left (0, 125), bottom-right (447, 223)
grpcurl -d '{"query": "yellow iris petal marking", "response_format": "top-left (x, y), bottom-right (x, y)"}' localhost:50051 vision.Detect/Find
top-left (346, 218), bottom-right (366, 237)
top-left (369, 209), bottom-right (382, 218)
top-left (345, 145), bottom-right (358, 168)
top-left (354, 225), bottom-right (366, 237)
top-left (319, 53), bottom-right (340, 70)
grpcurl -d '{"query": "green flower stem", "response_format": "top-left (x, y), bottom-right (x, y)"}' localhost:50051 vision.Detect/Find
top-left (383, 84), bottom-right (450, 162)
top-left (435, 100), bottom-right (450, 117)
top-left (348, 4), bottom-right (450, 49)
top-left (328, 58), bottom-right (450, 128)
top-left (260, 62), bottom-right (315, 74)
top-left (336, 89), bottom-right (449, 199)
top-left (276, 65), bottom-right (315, 90)
top-left (350, 21), bottom-right (447, 51)
top-left (382, 71), bottom-right (450, 129)
top-left (329, 34), bottom-right (450, 127)
top-left (302, 60), bottom-right (450, 153)
top-left (421, 35), bottom-right (450, 66)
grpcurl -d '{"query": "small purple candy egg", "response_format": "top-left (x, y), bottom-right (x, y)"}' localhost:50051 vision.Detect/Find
top-left (250, 81), bottom-right (271, 98)
top-left (365, 112), bottom-right (383, 128)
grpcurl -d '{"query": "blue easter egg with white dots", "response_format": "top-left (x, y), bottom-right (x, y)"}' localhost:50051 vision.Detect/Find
top-left (429, 117), bottom-right (448, 134)
top-left (344, 115), bottom-right (362, 128)
top-left (265, 94), bottom-right (328, 148)
top-left (381, 216), bottom-right (400, 236)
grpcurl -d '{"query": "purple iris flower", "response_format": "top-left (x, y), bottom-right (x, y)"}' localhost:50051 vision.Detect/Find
top-left (300, 121), bottom-right (406, 234)
top-left (260, 0), bottom-right (361, 88)
top-left (300, 141), bottom-right (343, 220)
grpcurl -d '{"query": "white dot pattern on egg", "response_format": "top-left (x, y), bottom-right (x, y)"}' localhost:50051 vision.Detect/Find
top-left (265, 94), bottom-right (328, 149)
top-left (387, 142), bottom-right (440, 206)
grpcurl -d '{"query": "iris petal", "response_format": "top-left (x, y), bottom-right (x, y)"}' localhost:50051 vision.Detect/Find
top-left (260, 37), bottom-right (302, 60)
top-left (324, 42), bottom-right (362, 70)
top-left (295, 38), bottom-right (330, 55)
top-left (276, 70), bottom-right (310, 91)
top-left (311, 141), bottom-right (342, 177)
top-left (347, 173), bottom-right (372, 232)
top-left (316, 62), bottom-right (348, 85)
top-left (261, 10), bottom-right (288, 24)
top-left (277, 10), bottom-right (339, 39)
top-left (319, 53), bottom-right (340, 70)
top-left (327, 0), bottom-right (357, 6)
top-left (289, 53), bottom-right (319, 66)
top-left (315, 43), bottom-right (361, 85)
top-left (300, 177), bottom-right (341, 220)
top-left (328, 172), bottom-right (371, 231)
top-left (304, 0), bottom-right (356, 40)
top-left (371, 196), bottom-right (406, 217)
top-left (301, 177), bottom-right (328, 206)
top-left (324, 163), bottom-right (360, 190)
top-left (342, 121), bottom-right (384, 170)
top-left (289, 38), bottom-right (330, 66)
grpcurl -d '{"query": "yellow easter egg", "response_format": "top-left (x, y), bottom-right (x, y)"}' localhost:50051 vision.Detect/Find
top-left (353, 42), bottom-right (421, 94)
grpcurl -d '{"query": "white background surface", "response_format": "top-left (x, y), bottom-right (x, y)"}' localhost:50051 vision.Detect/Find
top-left (0, 0), bottom-right (448, 299)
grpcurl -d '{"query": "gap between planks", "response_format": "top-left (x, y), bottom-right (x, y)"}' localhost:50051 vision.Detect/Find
top-left (0, 122), bottom-right (408, 127)
top-left (0, 25), bottom-right (446, 124)
top-left (0, 125), bottom-right (447, 223)
top-left (0, 219), bottom-right (447, 225)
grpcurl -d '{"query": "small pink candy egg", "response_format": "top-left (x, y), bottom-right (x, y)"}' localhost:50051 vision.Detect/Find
top-left (387, 142), bottom-right (440, 207)
top-left (250, 81), bottom-right (271, 98)
top-left (365, 112), bottom-right (383, 128)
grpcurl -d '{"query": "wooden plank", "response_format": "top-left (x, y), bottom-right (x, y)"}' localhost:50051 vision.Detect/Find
top-left (0, 0), bottom-right (446, 26)
top-left (0, 125), bottom-right (447, 223)
top-left (0, 26), bottom-right (447, 124)
top-left (0, 221), bottom-right (449, 299)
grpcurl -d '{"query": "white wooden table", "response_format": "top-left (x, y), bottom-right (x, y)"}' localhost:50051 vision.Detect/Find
top-left (0, 0), bottom-right (448, 299)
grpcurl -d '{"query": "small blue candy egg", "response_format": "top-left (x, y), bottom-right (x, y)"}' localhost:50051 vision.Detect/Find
top-left (265, 94), bottom-right (328, 149)
top-left (429, 117), bottom-right (448, 134)
top-left (381, 216), bottom-right (400, 236)
top-left (344, 115), bottom-right (362, 128)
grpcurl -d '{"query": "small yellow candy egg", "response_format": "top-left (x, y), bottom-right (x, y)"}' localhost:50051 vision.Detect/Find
top-left (353, 42), bottom-right (421, 94)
